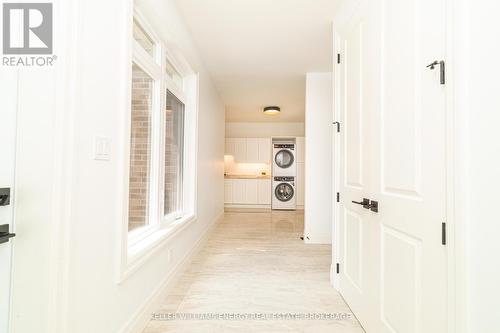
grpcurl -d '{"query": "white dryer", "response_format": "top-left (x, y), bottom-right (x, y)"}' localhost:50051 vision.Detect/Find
top-left (272, 143), bottom-right (296, 176)
top-left (272, 176), bottom-right (296, 210)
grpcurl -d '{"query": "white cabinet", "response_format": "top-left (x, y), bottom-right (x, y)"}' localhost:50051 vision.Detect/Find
top-left (258, 179), bottom-right (272, 205)
top-left (296, 137), bottom-right (305, 163)
top-left (224, 180), bottom-right (233, 204)
top-left (296, 162), bottom-right (305, 206)
top-left (224, 137), bottom-right (271, 163)
top-left (224, 178), bottom-right (272, 206)
top-left (258, 138), bottom-right (271, 164)
top-left (233, 138), bottom-right (247, 163)
top-left (225, 138), bottom-right (235, 156)
top-left (246, 138), bottom-right (260, 163)
top-left (245, 180), bottom-right (259, 204)
top-left (232, 179), bottom-right (246, 204)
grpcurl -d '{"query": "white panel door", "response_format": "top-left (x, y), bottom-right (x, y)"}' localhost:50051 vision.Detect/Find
top-left (337, 14), bottom-right (374, 329)
top-left (336, 0), bottom-right (448, 332)
top-left (375, 0), bottom-right (447, 331)
top-left (257, 179), bottom-right (271, 205)
top-left (246, 138), bottom-right (260, 163)
top-left (0, 70), bottom-right (19, 333)
top-left (257, 138), bottom-right (271, 164)
top-left (224, 180), bottom-right (233, 204)
top-left (233, 138), bottom-right (247, 163)
top-left (245, 180), bottom-right (259, 204)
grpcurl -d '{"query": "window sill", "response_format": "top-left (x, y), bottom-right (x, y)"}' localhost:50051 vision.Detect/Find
top-left (118, 214), bottom-right (196, 283)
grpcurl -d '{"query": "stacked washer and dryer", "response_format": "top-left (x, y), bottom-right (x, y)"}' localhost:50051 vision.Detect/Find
top-left (272, 139), bottom-right (297, 210)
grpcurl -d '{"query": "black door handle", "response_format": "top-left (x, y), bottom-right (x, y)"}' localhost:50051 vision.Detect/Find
top-left (351, 198), bottom-right (379, 212)
top-left (352, 198), bottom-right (370, 209)
top-left (0, 224), bottom-right (15, 244)
top-left (426, 60), bottom-right (445, 85)
top-left (0, 188), bottom-right (10, 206)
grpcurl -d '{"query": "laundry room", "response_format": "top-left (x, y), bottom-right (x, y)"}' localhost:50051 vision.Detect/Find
top-left (224, 72), bottom-right (333, 244)
top-left (224, 122), bottom-right (305, 210)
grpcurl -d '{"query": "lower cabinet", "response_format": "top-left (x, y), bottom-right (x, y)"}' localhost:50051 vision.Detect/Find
top-left (245, 180), bottom-right (259, 204)
top-left (232, 179), bottom-right (246, 204)
top-left (224, 180), bottom-right (233, 204)
top-left (225, 178), bottom-right (271, 206)
top-left (258, 179), bottom-right (271, 205)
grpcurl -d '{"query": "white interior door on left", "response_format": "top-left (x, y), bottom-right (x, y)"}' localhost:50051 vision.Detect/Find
top-left (0, 69), bottom-right (19, 333)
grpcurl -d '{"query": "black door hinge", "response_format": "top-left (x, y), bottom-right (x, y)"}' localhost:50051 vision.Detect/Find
top-left (336, 192), bottom-right (340, 202)
top-left (333, 121), bottom-right (340, 133)
top-left (337, 53), bottom-right (341, 64)
top-left (336, 263), bottom-right (340, 274)
top-left (442, 222), bottom-right (446, 245)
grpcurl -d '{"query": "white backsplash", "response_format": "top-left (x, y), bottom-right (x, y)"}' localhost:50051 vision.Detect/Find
top-left (224, 155), bottom-right (271, 176)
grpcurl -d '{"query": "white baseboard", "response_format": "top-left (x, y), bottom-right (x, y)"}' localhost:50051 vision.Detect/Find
top-left (119, 210), bottom-right (224, 333)
top-left (303, 232), bottom-right (332, 244)
top-left (224, 204), bottom-right (271, 209)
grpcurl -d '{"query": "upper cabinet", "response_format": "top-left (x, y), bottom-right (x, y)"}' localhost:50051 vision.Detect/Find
top-left (233, 138), bottom-right (247, 163)
top-left (225, 138), bottom-right (235, 157)
top-left (246, 138), bottom-right (260, 163)
top-left (225, 138), bottom-right (271, 164)
top-left (258, 138), bottom-right (271, 164)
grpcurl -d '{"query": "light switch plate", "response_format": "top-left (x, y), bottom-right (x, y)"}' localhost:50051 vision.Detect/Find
top-left (93, 136), bottom-right (111, 161)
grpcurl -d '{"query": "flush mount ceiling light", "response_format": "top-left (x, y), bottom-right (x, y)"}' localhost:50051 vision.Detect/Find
top-left (263, 106), bottom-right (281, 115)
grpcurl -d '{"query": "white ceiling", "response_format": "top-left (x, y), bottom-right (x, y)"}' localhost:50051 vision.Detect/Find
top-left (174, 0), bottom-right (340, 122)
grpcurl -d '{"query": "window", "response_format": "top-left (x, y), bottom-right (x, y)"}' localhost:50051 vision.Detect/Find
top-left (164, 91), bottom-right (185, 217)
top-left (133, 19), bottom-right (155, 57)
top-left (165, 59), bottom-right (183, 89)
top-left (121, 9), bottom-right (198, 280)
top-left (128, 64), bottom-right (154, 231)
top-left (128, 14), bottom-right (161, 234)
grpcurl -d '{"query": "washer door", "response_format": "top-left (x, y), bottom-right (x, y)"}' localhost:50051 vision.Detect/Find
top-left (274, 150), bottom-right (294, 168)
top-left (275, 183), bottom-right (294, 202)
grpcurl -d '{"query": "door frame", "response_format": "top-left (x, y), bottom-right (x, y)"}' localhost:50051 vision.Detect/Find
top-left (330, 0), bottom-right (464, 332)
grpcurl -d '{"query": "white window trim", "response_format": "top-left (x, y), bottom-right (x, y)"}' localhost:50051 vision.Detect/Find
top-left (116, 8), bottom-right (199, 283)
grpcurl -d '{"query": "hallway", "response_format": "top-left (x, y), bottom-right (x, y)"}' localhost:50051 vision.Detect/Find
top-left (142, 211), bottom-right (363, 333)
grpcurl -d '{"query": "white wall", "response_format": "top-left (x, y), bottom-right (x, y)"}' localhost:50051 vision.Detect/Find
top-left (67, 1), bottom-right (225, 332)
top-left (225, 122), bottom-right (304, 138)
top-left (304, 73), bottom-right (333, 244)
top-left (454, 1), bottom-right (500, 332)
top-left (9, 0), bottom-right (225, 333)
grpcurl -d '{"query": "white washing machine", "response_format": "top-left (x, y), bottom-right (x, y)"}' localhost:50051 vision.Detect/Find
top-left (272, 176), bottom-right (296, 210)
top-left (272, 143), bottom-right (296, 176)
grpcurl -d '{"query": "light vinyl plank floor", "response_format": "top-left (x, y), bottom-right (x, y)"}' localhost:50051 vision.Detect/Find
top-left (142, 211), bottom-right (364, 333)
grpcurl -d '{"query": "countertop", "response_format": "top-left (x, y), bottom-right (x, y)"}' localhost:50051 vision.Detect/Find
top-left (224, 174), bottom-right (271, 180)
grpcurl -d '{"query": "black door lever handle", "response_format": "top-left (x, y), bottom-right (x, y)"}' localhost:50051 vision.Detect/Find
top-left (352, 198), bottom-right (370, 209)
top-left (0, 224), bottom-right (15, 245)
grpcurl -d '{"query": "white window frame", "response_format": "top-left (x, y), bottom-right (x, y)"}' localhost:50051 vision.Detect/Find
top-left (127, 10), bottom-right (163, 246)
top-left (161, 78), bottom-right (187, 225)
top-left (117, 8), bottom-right (199, 283)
